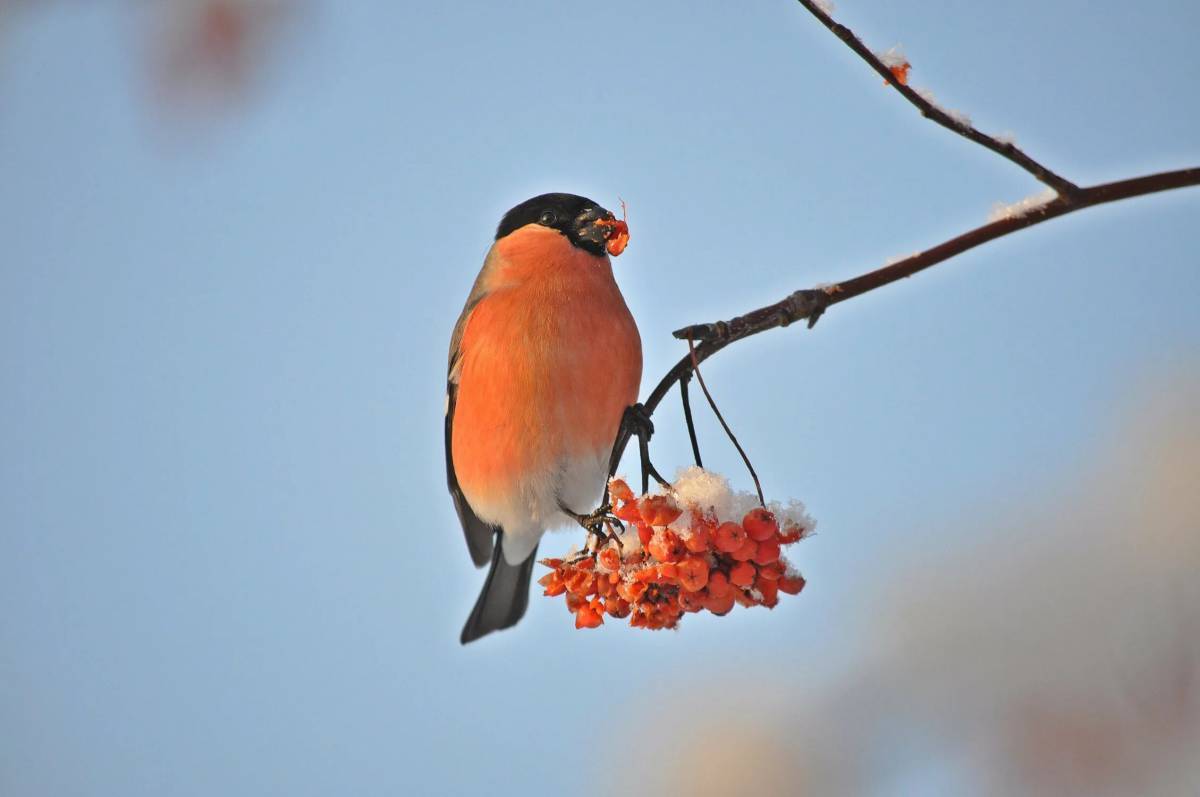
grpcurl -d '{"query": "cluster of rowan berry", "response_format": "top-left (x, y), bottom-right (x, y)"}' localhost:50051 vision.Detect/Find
top-left (538, 477), bottom-right (808, 631)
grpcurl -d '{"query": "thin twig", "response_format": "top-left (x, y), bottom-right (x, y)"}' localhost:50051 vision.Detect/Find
top-left (637, 431), bottom-right (651, 495)
top-left (679, 376), bottom-right (703, 468)
top-left (687, 335), bottom-right (765, 506)
top-left (604, 167), bottom-right (1199, 475)
top-left (794, 0), bottom-right (1080, 197)
top-left (674, 169), bottom-right (1200, 344)
top-left (636, 431), bottom-right (668, 493)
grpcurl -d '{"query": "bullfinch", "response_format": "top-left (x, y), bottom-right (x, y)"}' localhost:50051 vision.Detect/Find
top-left (447, 193), bottom-right (641, 644)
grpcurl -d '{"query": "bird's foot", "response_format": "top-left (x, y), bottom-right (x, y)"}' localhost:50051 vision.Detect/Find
top-left (560, 501), bottom-right (623, 552)
top-left (621, 403), bottom-right (655, 441)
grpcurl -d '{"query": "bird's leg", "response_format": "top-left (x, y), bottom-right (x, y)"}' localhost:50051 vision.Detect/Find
top-left (559, 500), bottom-right (616, 551)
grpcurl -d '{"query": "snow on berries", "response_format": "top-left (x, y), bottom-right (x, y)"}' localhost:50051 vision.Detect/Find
top-left (538, 467), bottom-right (814, 631)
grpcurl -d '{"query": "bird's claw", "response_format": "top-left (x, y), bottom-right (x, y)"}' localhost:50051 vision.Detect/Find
top-left (560, 501), bottom-right (622, 551)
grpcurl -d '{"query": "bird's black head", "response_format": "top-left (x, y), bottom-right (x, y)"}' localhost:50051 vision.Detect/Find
top-left (495, 193), bottom-right (628, 257)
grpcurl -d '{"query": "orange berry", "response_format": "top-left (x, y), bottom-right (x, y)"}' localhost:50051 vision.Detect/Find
top-left (637, 496), bottom-right (662, 523)
top-left (597, 546), bottom-right (621, 572)
top-left (574, 605), bottom-right (603, 629)
top-left (714, 522), bottom-right (747, 553)
top-left (733, 589), bottom-right (756, 608)
top-left (639, 496), bottom-right (683, 527)
top-left (683, 524), bottom-right (710, 553)
top-left (729, 560), bottom-right (756, 587)
top-left (753, 538), bottom-right (781, 565)
top-left (539, 572), bottom-right (567, 597)
top-left (779, 574), bottom-right (807, 595)
top-left (756, 576), bottom-right (779, 608)
top-left (693, 513), bottom-right (717, 534)
top-left (634, 567), bottom-right (659, 583)
top-left (676, 556), bottom-right (709, 592)
top-left (731, 536), bottom-right (759, 562)
top-left (636, 522), bottom-right (654, 546)
top-left (647, 529), bottom-right (685, 563)
top-left (707, 570), bottom-right (731, 597)
top-left (565, 591), bottom-right (585, 612)
top-left (743, 507), bottom-right (779, 541)
top-left (757, 561), bottom-right (784, 581)
top-left (609, 479), bottom-right (634, 503)
top-left (704, 590), bottom-right (735, 616)
top-left (678, 590), bottom-right (706, 613)
top-left (566, 570), bottom-right (595, 596)
top-left (656, 504), bottom-right (683, 525)
top-left (613, 500), bottom-right (642, 523)
top-left (606, 597), bottom-right (631, 618)
top-left (656, 562), bottom-right (679, 581)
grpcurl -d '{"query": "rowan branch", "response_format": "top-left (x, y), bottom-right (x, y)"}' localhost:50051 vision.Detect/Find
top-left (676, 168), bottom-right (1200, 344)
top-left (607, 167), bottom-right (1199, 478)
top-left (602, 4), bottom-right (1200, 487)
top-left (794, 0), bottom-right (1080, 197)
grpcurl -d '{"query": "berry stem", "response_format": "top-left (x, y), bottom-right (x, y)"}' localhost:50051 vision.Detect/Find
top-left (679, 376), bottom-right (704, 468)
top-left (686, 334), bottom-right (766, 507)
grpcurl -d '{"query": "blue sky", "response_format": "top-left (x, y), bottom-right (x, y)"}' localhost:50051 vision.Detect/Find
top-left (2, 1), bottom-right (1198, 794)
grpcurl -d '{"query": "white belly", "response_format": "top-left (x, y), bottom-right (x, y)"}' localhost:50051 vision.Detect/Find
top-left (465, 447), bottom-right (610, 565)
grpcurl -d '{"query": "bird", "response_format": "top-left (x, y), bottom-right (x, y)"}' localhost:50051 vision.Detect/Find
top-left (446, 193), bottom-right (642, 644)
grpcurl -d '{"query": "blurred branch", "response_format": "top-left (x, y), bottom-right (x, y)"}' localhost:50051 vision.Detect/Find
top-left (605, 3), bottom-right (1200, 481)
top-left (148, 0), bottom-right (300, 113)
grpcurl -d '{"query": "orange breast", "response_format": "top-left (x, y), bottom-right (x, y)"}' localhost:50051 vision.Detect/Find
top-left (451, 226), bottom-right (642, 505)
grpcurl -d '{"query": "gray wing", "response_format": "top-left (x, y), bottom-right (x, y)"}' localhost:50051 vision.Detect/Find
top-left (446, 256), bottom-right (498, 568)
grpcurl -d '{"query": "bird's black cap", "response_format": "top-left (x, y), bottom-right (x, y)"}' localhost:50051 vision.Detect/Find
top-left (495, 193), bottom-right (613, 256)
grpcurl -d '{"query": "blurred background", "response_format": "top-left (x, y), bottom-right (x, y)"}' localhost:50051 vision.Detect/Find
top-left (2, 1), bottom-right (1198, 794)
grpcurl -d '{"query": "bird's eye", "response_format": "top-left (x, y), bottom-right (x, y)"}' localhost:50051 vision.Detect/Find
top-left (538, 210), bottom-right (557, 226)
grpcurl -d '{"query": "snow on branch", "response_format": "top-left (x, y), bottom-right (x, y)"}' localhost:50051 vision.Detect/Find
top-left (795, 0), bottom-right (1080, 197)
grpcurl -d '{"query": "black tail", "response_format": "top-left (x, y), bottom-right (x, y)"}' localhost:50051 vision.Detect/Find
top-left (460, 535), bottom-right (538, 644)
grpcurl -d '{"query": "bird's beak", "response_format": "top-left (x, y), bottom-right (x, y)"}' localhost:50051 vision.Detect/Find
top-left (577, 205), bottom-right (630, 257)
